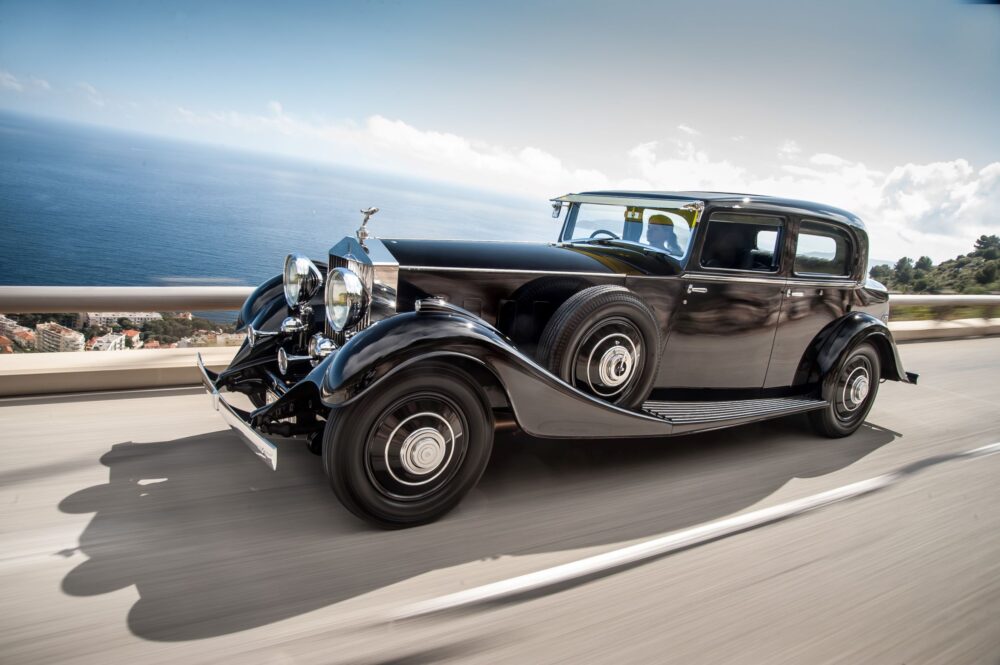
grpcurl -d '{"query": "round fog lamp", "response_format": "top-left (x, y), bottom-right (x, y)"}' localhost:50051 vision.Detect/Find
top-left (283, 253), bottom-right (323, 308)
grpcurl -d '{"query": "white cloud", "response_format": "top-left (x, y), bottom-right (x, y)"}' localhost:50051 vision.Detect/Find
top-left (624, 139), bottom-right (1000, 261)
top-left (175, 103), bottom-right (610, 193)
top-left (809, 152), bottom-right (851, 167)
top-left (1, 70), bottom-right (24, 91)
top-left (628, 140), bottom-right (746, 191)
top-left (365, 115), bottom-right (609, 190)
top-left (77, 81), bottom-right (105, 107)
top-left (0, 70), bottom-right (51, 93)
top-left (170, 101), bottom-right (998, 261)
top-left (677, 123), bottom-right (700, 136)
top-left (778, 139), bottom-right (801, 158)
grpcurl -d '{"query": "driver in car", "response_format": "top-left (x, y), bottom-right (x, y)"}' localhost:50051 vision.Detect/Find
top-left (646, 214), bottom-right (683, 255)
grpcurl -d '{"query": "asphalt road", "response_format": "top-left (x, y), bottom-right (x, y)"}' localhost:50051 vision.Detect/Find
top-left (2, 337), bottom-right (999, 664)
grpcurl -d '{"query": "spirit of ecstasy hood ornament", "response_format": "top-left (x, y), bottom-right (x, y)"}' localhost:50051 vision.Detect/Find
top-left (357, 207), bottom-right (379, 247)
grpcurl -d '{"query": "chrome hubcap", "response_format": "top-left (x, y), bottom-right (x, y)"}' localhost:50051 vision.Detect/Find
top-left (399, 426), bottom-right (448, 475)
top-left (850, 375), bottom-right (869, 404)
top-left (840, 364), bottom-right (872, 415)
top-left (597, 342), bottom-right (634, 387)
top-left (365, 396), bottom-right (467, 501)
top-left (573, 317), bottom-right (643, 401)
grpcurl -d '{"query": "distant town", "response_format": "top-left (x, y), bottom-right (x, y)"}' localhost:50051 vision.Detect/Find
top-left (0, 311), bottom-right (244, 354)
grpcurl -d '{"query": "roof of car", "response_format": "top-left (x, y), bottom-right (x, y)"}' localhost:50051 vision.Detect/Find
top-left (566, 190), bottom-right (866, 230)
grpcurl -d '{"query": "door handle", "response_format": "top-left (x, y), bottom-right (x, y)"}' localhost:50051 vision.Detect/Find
top-left (786, 290), bottom-right (805, 297)
top-left (687, 284), bottom-right (708, 294)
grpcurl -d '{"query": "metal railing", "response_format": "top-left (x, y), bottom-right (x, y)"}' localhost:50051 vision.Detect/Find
top-left (0, 285), bottom-right (997, 398)
top-left (0, 285), bottom-right (254, 313)
top-left (1, 285), bottom-right (998, 315)
top-left (889, 294), bottom-right (1000, 308)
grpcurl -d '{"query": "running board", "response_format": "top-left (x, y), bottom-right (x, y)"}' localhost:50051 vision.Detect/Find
top-left (641, 397), bottom-right (827, 434)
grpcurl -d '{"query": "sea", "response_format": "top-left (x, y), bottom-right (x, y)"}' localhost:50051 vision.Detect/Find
top-left (0, 112), bottom-right (548, 295)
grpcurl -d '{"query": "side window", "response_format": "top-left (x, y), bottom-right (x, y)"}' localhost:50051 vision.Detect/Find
top-left (699, 213), bottom-right (783, 272)
top-left (794, 221), bottom-right (853, 276)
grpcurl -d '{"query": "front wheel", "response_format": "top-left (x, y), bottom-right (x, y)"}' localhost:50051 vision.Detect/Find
top-left (323, 363), bottom-right (494, 528)
top-left (809, 342), bottom-right (881, 438)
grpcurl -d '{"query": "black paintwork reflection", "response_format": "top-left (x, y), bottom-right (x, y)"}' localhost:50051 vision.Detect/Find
top-left (397, 270), bottom-right (624, 352)
top-left (659, 279), bottom-right (784, 389)
top-left (317, 310), bottom-right (672, 438)
top-left (765, 286), bottom-right (851, 388)
top-left (215, 211), bottom-right (910, 440)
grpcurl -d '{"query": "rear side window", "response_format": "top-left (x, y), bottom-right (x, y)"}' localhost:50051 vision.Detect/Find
top-left (700, 213), bottom-right (783, 272)
top-left (795, 221), bottom-right (853, 276)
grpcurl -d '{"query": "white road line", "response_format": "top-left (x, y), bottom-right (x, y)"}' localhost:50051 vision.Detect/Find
top-left (390, 441), bottom-right (1000, 621)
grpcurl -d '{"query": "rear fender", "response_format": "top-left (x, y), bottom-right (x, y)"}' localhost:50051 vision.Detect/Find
top-left (318, 307), bottom-right (671, 438)
top-left (795, 312), bottom-right (913, 389)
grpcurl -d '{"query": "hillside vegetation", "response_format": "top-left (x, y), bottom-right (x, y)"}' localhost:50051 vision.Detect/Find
top-left (869, 235), bottom-right (1000, 294)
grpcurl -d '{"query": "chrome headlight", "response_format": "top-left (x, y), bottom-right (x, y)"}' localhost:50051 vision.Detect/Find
top-left (283, 253), bottom-right (323, 308)
top-left (325, 267), bottom-right (370, 332)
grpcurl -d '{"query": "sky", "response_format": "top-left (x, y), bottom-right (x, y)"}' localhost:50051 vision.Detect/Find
top-left (1, 0), bottom-right (999, 262)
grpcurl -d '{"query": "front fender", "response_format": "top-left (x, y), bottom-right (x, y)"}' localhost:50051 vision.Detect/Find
top-left (796, 312), bottom-right (913, 387)
top-left (227, 264), bottom-right (328, 373)
top-left (226, 274), bottom-right (286, 372)
top-left (319, 309), bottom-right (671, 439)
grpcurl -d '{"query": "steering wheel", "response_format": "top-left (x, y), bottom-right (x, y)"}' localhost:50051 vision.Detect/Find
top-left (589, 229), bottom-right (620, 240)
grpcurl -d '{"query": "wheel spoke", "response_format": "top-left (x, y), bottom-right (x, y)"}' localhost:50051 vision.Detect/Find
top-left (834, 355), bottom-right (873, 423)
top-left (364, 393), bottom-right (467, 501)
top-left (572, 317), bottom-right (643, 399)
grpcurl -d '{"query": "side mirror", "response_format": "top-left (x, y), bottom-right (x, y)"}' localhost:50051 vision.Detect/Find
top-left (551, 202), bottom-right (563, 219)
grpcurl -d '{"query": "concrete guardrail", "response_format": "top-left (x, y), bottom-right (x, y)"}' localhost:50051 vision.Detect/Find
top-left (0, 286), bottom-right (998, 397)
top-left (0, 285), bottom-right (254, 313)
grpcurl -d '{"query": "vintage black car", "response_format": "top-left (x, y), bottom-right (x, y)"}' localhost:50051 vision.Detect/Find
top-left (199, 191), bottom-right (917, 527)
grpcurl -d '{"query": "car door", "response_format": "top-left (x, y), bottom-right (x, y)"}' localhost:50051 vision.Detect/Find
top-left (659, 211), bottom-right (787, 389)
top-left (763, 218), bottom-right (858, 388)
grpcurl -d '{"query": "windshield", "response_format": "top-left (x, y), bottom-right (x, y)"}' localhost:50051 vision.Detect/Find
top-left (561, 203), bottom-right (698, 259)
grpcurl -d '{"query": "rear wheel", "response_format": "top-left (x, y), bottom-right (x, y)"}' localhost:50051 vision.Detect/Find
top-left (809, 342), bottom-right (881, 438)
top-left (323, 363), bottom-right (494, 528)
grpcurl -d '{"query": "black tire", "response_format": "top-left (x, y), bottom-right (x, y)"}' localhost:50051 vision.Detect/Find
top-left (323, 363), bottom-right (494, 528)
top-left (809, 342), bottom-right (881, 438)
top-left (536, 285), bottom-right (660, 409)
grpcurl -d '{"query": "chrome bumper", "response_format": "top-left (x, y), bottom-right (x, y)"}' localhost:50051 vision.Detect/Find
top-left (197, 352), bottom-right (279, 470)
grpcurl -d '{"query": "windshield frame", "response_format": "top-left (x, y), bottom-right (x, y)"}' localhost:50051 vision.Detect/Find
top-left (557, 197), bottom-right (705, 262)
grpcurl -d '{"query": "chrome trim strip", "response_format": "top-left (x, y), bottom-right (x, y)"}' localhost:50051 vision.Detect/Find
top-left (553, 194), bottom-right (706, 211)
top-left (401, 265), bottom-right (623, 277)
top-left (785, 277), bottom-right (861, 288)
top-left (197, 352), bottom-right (278, 471)
top-left (383, 238), bottom-right (549, 244)
top-left (680, 272), bottom-right (785, 286)
top-left (681, 272), bottom-right (861, 288)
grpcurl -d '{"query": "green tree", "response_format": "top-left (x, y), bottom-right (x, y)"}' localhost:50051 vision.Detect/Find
top-left (975, 262), bottom-right (998, 285)
top-left (915, 256), bottom-right (933, 271)
top-left (894, 257), bottom-right (914, 285)
top-left (869, 264), bottom-right (893, 286)
top-left (974, 235), bottom-right (1000, 260)
top-left (8, 313), bottom-right (77, 328)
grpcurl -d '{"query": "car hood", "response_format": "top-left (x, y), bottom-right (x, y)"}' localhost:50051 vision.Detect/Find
top-left (380, 239), bottom-right (676, 276)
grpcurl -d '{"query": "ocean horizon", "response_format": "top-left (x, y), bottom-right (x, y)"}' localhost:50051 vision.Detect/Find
top-left (0, 111), bottom-right (548, 289)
